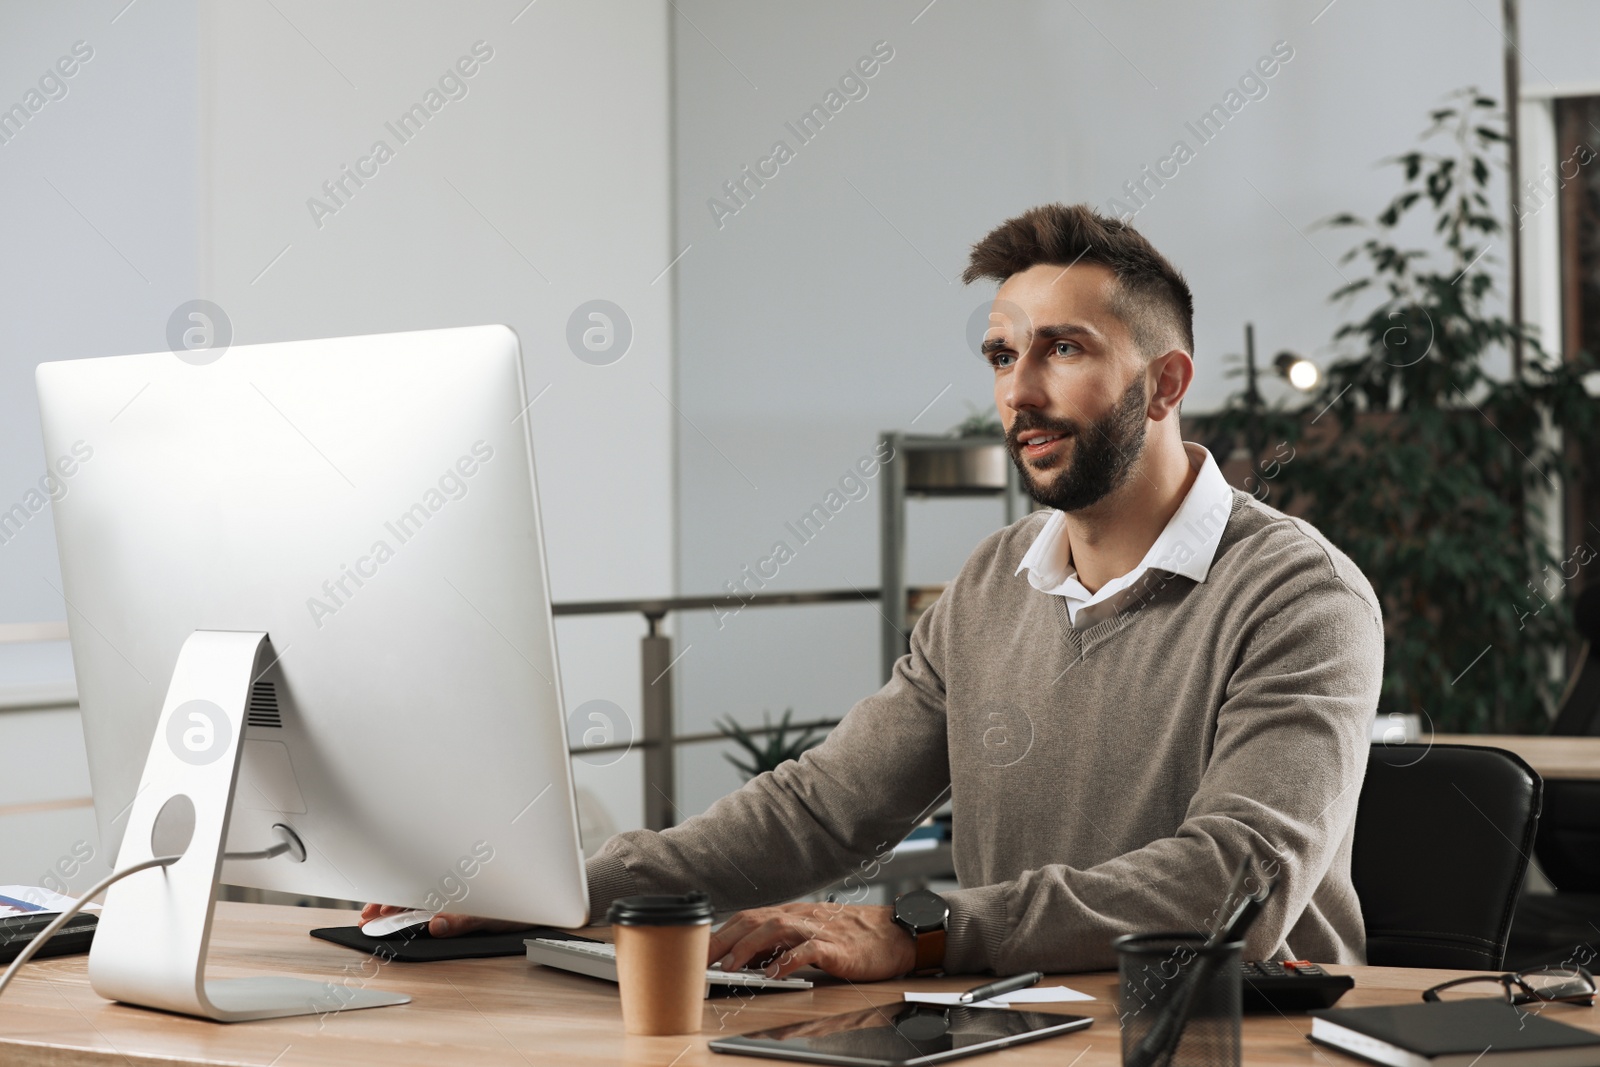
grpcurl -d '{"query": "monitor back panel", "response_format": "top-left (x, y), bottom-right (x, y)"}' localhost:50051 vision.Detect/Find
top-left (35, 325), bottom-right (587, 926)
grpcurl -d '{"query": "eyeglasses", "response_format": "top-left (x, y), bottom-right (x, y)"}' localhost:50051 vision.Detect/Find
top-left (1422, 966), bottom-right (1596, 1007)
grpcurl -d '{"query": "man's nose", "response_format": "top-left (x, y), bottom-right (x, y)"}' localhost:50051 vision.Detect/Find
top-left (1005, 351), bottom-right (1049, 412)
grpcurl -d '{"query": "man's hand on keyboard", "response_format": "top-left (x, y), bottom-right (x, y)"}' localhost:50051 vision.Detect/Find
top-left (707, 903), bottom-right (915, 981)
top-left (359, 903), bottom-right (532, 938)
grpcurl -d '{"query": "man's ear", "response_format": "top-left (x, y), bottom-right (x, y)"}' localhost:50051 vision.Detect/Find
top-left (1146, 349), bottom-right (1193, 422)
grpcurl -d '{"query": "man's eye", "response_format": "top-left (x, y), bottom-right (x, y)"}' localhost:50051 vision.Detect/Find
top-left (1053, 341), bottom-right (1079, 357)
top-left (988, 352), bottom-right (1016, 369)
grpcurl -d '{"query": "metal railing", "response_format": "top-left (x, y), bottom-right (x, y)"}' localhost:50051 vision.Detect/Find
top-left (551, 588), bottom-right (875, 829)
top-left (1, 589), bottom-right (880, 831)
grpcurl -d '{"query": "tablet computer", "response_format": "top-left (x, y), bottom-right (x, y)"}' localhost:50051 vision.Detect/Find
top-left (708, 1003), bottom-right (1093, 1065)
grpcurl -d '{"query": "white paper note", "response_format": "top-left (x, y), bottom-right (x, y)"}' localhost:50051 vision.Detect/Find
top-left (903, 985), bottom-right (1096, 1009)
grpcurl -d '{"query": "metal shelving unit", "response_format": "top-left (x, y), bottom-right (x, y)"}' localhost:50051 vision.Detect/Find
top-left (878, 433), bottom-right (1034, 681)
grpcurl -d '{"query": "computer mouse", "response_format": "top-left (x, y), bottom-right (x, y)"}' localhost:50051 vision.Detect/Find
top-left (360, 909), bottom-right (434, 938)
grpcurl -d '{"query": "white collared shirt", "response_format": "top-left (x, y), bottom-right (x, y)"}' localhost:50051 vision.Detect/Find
top-left (1015, 442), bottom-right (1234, 630)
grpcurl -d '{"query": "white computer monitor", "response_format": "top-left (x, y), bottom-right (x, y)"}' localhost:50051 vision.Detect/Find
top-left (35, 324), bottom-right (587, 1021)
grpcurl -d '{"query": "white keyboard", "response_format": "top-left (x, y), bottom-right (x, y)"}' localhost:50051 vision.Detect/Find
top-left (525, 937), bottom-right (813, 991)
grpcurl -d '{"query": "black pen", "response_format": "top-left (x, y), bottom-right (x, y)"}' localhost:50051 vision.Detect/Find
top-left (957, 971), bottom-right (1044, 1004)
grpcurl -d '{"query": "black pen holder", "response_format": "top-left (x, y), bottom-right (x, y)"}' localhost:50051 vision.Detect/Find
top-left (1115, 932), bottom-right (1242, 1067)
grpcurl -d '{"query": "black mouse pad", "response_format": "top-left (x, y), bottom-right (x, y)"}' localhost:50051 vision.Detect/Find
top-left (311, 923), bottom-right (595, 962)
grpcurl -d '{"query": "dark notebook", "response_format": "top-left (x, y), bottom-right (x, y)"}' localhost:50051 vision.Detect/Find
top-left (0, 912), bottom-right (97, 964)
top-left (1309, 1001), bottom-right (1600, 1067)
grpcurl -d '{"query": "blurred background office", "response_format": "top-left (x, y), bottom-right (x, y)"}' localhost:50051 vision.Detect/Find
top-left (3, 0), bottom-right (1598, 940)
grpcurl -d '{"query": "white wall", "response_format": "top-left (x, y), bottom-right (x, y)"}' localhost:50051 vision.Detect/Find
top-left (0, 0), bottom-right (200, 885)
top-left (0, 0), bottom-right (675, 884)
top-left (0, 0), bottom-right (199, 669)
top-left (667, 0), bottom-right (1600, 815)
top-left (195, 0), bottom-right (675, 835)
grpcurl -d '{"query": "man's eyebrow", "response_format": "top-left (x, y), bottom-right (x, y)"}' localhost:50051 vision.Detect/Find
top-left (979, 321), bottom-right (1103, 355)
top-left (1036, 322), bottom-right (1100, 342)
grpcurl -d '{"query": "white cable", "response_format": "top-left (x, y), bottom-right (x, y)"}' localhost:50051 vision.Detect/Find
top-left (0, 854), bottom-right (182, 1001)
top-left (219, 837), bottom-right (291, 863)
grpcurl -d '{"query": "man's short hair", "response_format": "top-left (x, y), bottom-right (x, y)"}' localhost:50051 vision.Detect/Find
top-left (962, 203), bottom-right (1194, 359)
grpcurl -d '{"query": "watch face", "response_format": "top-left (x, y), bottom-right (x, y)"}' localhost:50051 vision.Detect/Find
top-left (895, 889), bottom-right (950, 931)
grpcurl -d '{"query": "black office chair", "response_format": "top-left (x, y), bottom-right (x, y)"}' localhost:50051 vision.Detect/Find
top-left (1503, 585), bottom-right (1600, 967)
top-left (1538, 584), bottom-right (1600, 891)
top-left (1548, 584), bottom-right (1600, 737)
top-left (1353, 743), bottom-right (1542, 970)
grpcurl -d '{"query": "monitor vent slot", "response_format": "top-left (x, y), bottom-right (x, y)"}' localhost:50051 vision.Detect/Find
top-left (247, 681), bottom-right (282, 728)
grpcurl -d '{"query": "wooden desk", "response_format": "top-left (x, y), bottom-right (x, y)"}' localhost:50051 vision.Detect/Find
top-left (4, 903), bottom-right (1599, 1066)
top-left (1432, 734), bottom-right (1600, 780)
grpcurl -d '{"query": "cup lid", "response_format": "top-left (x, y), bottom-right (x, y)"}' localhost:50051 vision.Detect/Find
top-left (607, 890), bottom-right (713, 926)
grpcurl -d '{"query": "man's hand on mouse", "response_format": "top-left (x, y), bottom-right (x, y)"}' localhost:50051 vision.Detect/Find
top-left (359, 903), bottom-right (531, 938)
top-left (360, 900), bottom-right (917, 981)
top-left (707, 903), bottom-right (916, 981)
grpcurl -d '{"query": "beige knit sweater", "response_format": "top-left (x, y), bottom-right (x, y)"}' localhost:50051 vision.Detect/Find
top-left (585, 490), bottom-right (1385, 974)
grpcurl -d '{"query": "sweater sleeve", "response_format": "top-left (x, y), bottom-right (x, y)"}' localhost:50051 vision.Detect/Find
top-left (583, 590), bottom-right (956, 920)
top-left (940, 578), bottom-right (1383, 974)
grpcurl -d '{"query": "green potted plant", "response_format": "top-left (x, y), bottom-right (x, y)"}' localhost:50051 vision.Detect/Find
top-left (716, 709), bottom-right (834, 780)
top-left (1195, 89), bottom-right (1598, 733)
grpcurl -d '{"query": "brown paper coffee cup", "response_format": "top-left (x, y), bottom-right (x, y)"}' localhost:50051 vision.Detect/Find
top-left (608, 892), bottom-right (713, 1036)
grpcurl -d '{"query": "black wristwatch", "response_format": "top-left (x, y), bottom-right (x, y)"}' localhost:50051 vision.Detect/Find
top-left (892, 889), bottom-right (949, 976)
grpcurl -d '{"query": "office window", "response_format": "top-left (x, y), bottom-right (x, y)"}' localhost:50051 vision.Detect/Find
top-left (1555, 96), bottom-right (1600, 571)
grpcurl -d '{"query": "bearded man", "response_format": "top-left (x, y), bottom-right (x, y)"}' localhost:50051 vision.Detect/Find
top-left (370, 203), bottom-right (1383, 979)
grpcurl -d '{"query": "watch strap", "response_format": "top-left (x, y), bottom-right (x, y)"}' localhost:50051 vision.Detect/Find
top-left (910, 926), bottom-right (945, 976)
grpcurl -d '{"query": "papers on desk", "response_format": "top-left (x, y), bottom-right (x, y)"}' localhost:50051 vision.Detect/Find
top-left (0, 885), bottom-right (99, 918)
top-left (903, 986), bottom-right (1095, 1009)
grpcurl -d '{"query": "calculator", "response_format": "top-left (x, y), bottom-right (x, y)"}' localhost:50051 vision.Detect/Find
top-left (1241, 959), bottom-right (1354, 1012)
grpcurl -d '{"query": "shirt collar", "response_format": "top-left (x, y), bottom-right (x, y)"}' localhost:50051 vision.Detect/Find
top-left (1015, 442), bottom-right (1234, 594)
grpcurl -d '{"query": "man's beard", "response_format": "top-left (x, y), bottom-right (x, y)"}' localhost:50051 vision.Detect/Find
top-left (1005, 377), bottom-right (1149, 513)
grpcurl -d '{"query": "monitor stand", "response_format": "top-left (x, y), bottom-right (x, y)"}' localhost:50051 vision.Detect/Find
top-left (87, 630), bottom-right (410, 1022)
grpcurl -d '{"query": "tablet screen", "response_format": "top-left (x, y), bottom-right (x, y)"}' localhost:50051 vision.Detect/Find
top-left (708, 1003), bottom-right (1093, 1066)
